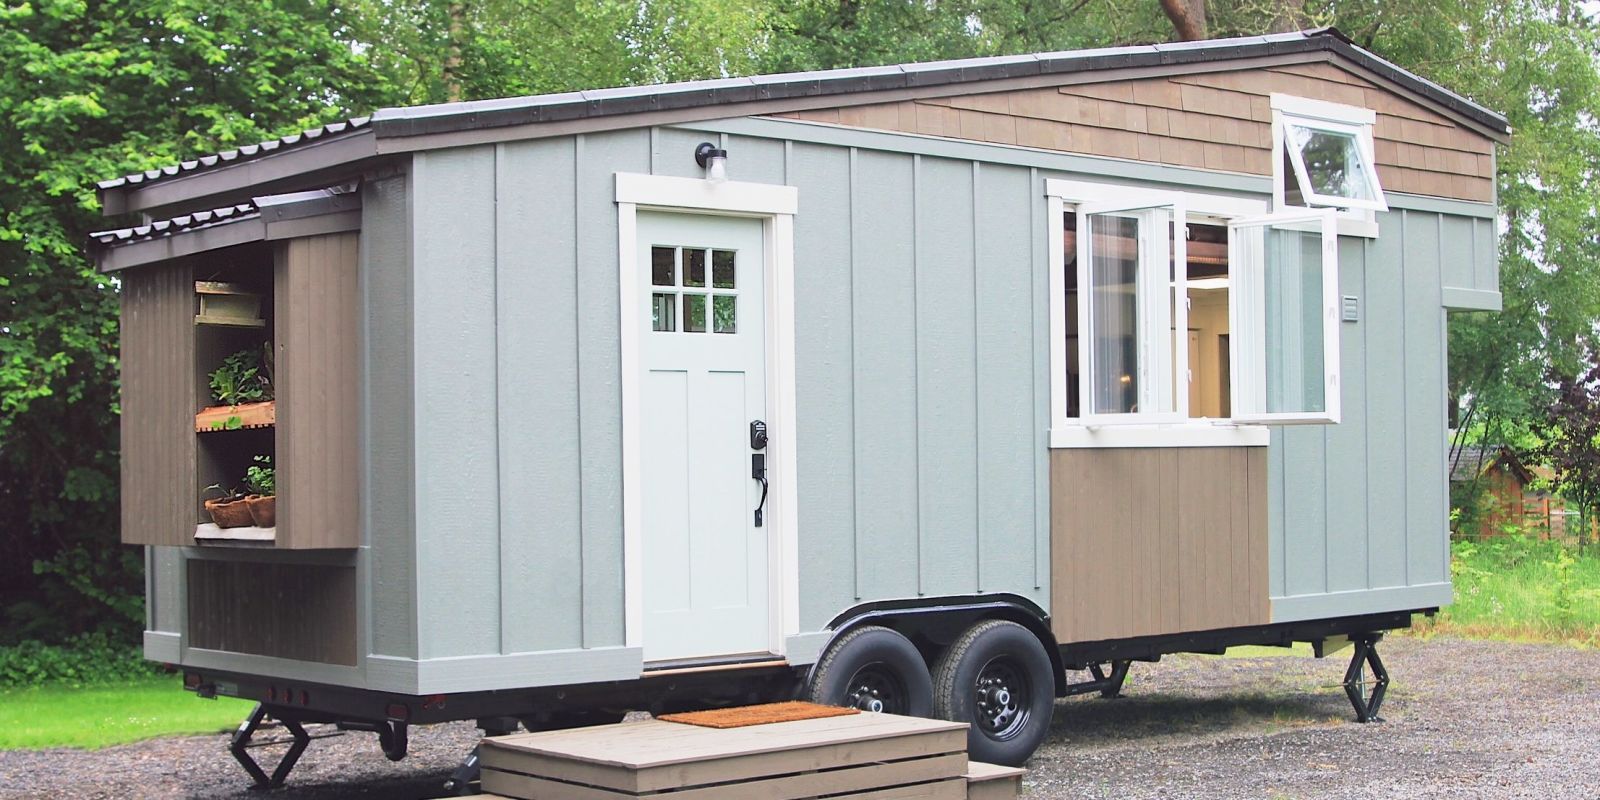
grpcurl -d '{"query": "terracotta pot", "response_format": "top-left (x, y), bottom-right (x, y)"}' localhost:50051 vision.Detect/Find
top-left (205, 497), bottom-right (254, 528)
top-left (246, 494), bottom-right (276, 528)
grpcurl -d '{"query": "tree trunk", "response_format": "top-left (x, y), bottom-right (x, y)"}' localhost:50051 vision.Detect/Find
top-left (1158, 0), bottom-right (1207, 41)
top-left (1268, 0), bottom-right (1309, 33)
top-left (444, 2), bottom-right (465, 102)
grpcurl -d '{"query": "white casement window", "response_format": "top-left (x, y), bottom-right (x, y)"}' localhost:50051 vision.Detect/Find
top-left (1272, 94), bottom-right (1387, 214)
top-left (1047, 180), bottom-right (1342, 448)
top-left (1227, 209), bottom-right (1342, 424)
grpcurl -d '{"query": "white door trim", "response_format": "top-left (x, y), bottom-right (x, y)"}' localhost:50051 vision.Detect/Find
top-left (616, 173), bottom-right (800, 660)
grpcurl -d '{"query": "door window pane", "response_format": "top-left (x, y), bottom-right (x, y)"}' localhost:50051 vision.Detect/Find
top-left (652, 247), bottom-right (675, 287)
top-left (712, 250), bottom-right (736, 288)
top-left (685, 249), bottom-right (707, 287)
top-left (684, 294), bottom-right (707, 333)
top-left (1087, 214), bottom-right (1140, 415)
top-left (652, 293), bottom-right (676, 332)
top-left (713, 295), bottom-right (736, 333)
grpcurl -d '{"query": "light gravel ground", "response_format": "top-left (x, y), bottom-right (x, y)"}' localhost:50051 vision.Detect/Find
top-left (2, 635), bottom-right (1596, 799)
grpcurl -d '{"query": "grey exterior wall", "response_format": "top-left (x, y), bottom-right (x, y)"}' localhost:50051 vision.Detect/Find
top-left (143, 114), bottom-right (1492, 687)
top-left (394, 117), bottom-right (1494, 664)
top-left (399, 126), bottom-right (1053, 662)
top-left (364, 174), bottom-right (417, 660)
top-left (1267, 207), bottom-right (1473, 622)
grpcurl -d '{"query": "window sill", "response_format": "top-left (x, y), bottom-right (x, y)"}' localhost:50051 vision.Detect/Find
top-left (1050, 423), bottom-right (1270, 449)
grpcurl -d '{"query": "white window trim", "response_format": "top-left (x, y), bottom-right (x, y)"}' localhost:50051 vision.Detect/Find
top-left (1047, 181), bottom-right (1275, 448)
top-left (1270, 93), bottom-right (1387, 236)
top-left (615, 173), bottom-right (800, 660)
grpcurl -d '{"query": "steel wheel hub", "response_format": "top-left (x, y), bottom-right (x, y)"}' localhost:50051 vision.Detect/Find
top-left (844, 664), bottom-right (904, 714)
top-left (974, 658), bottom-right (1031, 740)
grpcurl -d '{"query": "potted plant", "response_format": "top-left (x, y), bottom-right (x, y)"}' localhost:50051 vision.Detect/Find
top-left (203, 483), bottom-right (254, 528)
top-left (243, 455), bottom-right (275, 528)
top-left (196, 344), bottom-right (276, 431)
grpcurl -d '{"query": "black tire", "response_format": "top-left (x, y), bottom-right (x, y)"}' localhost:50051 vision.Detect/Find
top-left (806, 625), bottom-right (934, 717)
top-left (931, 620), bottom-right (1055, 766)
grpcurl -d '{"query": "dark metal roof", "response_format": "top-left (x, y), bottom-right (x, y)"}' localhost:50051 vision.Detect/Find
top-left (89, 203), bottom-right (258, 246)
top-left (89, 186), bottom-right (358, 249)
top-left (96, 118), bottom-right (370, 191)
top-left (95, 29), bottom-right (1508, 197)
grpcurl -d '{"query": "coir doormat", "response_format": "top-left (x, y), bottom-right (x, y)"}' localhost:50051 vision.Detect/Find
top-left (659, 701), bottom-right (860, 729)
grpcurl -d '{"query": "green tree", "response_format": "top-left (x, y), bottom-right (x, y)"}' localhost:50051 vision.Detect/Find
top-left (0, 0), bottom-right (397, 642)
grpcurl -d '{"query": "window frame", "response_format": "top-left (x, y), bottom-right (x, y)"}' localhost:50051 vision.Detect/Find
top-left (1074, 198), bottom-right (1188, 426)
top-left (1046, 178), bottom-right (1345, 449)
top-left (1271, 93), bottom-right (1389, 216)
top-left (1226, 209), bottom-right (1343, 425)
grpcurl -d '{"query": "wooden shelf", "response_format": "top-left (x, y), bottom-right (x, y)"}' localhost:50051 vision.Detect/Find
top-left (194, 522), bottom-right (276, 545)
top-left (196, 400), bottom-right (275, 432)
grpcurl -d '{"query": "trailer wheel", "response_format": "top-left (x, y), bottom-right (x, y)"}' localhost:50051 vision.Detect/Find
top-left (807, 625), bottom-right (933, 717)
top-left (932, 620), bottom-right (1054, 766)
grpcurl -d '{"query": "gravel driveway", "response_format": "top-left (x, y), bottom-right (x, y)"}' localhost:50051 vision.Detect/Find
top-left (2, 635), bottom-right (1596, 799)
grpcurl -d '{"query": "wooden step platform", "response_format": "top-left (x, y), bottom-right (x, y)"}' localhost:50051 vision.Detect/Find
top-left (964, 761), bottom-right (1025, 800)
top-left (480, 712), bottom-right (971, 799)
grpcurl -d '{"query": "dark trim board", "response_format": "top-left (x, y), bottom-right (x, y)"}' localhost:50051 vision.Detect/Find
top-left (1058, 609), bottom-right (1428, 669)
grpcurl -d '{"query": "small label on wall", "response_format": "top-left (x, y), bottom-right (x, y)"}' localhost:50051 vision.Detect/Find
top-left (1341, 295), bottom-right (1360, 322)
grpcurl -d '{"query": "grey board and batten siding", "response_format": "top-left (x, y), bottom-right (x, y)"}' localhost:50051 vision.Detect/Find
top-left (392, 125), bottom-right (1050, 668)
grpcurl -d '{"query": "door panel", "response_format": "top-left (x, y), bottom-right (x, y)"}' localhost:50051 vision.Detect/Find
top-left (637, 212), bottom-right (769, 661)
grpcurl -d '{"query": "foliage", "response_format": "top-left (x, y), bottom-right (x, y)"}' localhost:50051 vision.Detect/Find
top-left (0, 0), bottom-right (399, 646)
top-left (0, 675), bottom-right (251, 750)
top-left (1536, 349), bottom-right (1600, 548)
top-left (0, 633), bottom-right (160, 690)
top-left (1424, 535), bottom-right (1600, 645)
top-left (244, 455), bottom-right (274, 497)
top-left (207, 346), bottom-right (271, 406)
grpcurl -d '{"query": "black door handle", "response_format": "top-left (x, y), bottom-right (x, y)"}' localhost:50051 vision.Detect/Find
top-left (751, 453), bottom-right (768, 527)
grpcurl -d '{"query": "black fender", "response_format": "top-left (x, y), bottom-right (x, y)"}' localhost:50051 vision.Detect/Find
top-left (813, 594), bottom-right (1067, 697)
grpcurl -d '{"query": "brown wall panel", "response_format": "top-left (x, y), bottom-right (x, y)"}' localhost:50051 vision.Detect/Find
top-left (274, 232), bottom-right (362, 549)
top-left (187, 559), bottom-right (357, 664)
top-left (776, 59), bottom-right (1496, 202)
top-left (121, 261), bottom-right (197, 546)
top-left (1049, 447), bottom-right (1269, 643)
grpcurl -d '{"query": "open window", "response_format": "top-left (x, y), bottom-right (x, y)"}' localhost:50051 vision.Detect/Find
top-left (1272, 94), bottom-right (1387, 215)
top-left (1073, 199), bottom-right (1187, 425)
top-left (1228, 209), bottom-right (1341, 424)
top-left (1051, 180), bottom-right (1342, 445)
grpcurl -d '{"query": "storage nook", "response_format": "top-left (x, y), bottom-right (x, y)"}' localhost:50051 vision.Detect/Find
top-left (105, 190), bottom-right (362, 667)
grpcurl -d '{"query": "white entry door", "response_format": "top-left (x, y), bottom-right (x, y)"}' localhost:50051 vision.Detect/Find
top-left (636, 211), bottom-right (770, 662)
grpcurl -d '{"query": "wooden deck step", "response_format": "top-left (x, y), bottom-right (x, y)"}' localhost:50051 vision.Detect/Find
top-left (964, 761), bottom-right (1026, 800)
top-left (479, 712), bottom-right (969, 799)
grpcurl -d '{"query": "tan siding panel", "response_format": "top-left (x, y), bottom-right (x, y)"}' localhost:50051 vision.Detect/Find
top-left (274, 232), bottom-right (361, 549)
top-left (1050, 447), bottom-right (1269, 643)
top-left (121, 261), bottom-right (196, 547)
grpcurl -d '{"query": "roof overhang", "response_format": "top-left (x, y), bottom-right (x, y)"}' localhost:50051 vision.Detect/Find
top-left (90, 187), bottom-right (361, 272)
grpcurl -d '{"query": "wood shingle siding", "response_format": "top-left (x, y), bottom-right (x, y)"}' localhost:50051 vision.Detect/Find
top-left (121, 260), bottom-right (198, 547)
top-left (1049, 447), bottom-right (1269, 644)
top-left (776, 61), bottom-right (1496, 203)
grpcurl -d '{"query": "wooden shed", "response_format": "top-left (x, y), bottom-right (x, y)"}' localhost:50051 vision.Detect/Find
top-left (91, 28), bottom-right (1505, 785)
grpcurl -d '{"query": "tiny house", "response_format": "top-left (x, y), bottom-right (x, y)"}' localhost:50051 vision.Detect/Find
top-left (92, 28), bottom-right (1504, 786)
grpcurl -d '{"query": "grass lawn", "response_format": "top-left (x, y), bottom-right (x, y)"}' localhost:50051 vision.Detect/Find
top-left (1416, 536), bottom-right (1600, 647)
top-left (0, 675), bottom-right (252, 750)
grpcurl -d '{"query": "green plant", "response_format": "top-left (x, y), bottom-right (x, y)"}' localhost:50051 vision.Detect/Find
top-left (244, 456), bottom-right (274, 497)
top-left (203, 483), bottom-right (243, 503)
top-left (207, 347), bottom-right (273, 406)
top-left (0, 634), bottom-right (161, 690)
